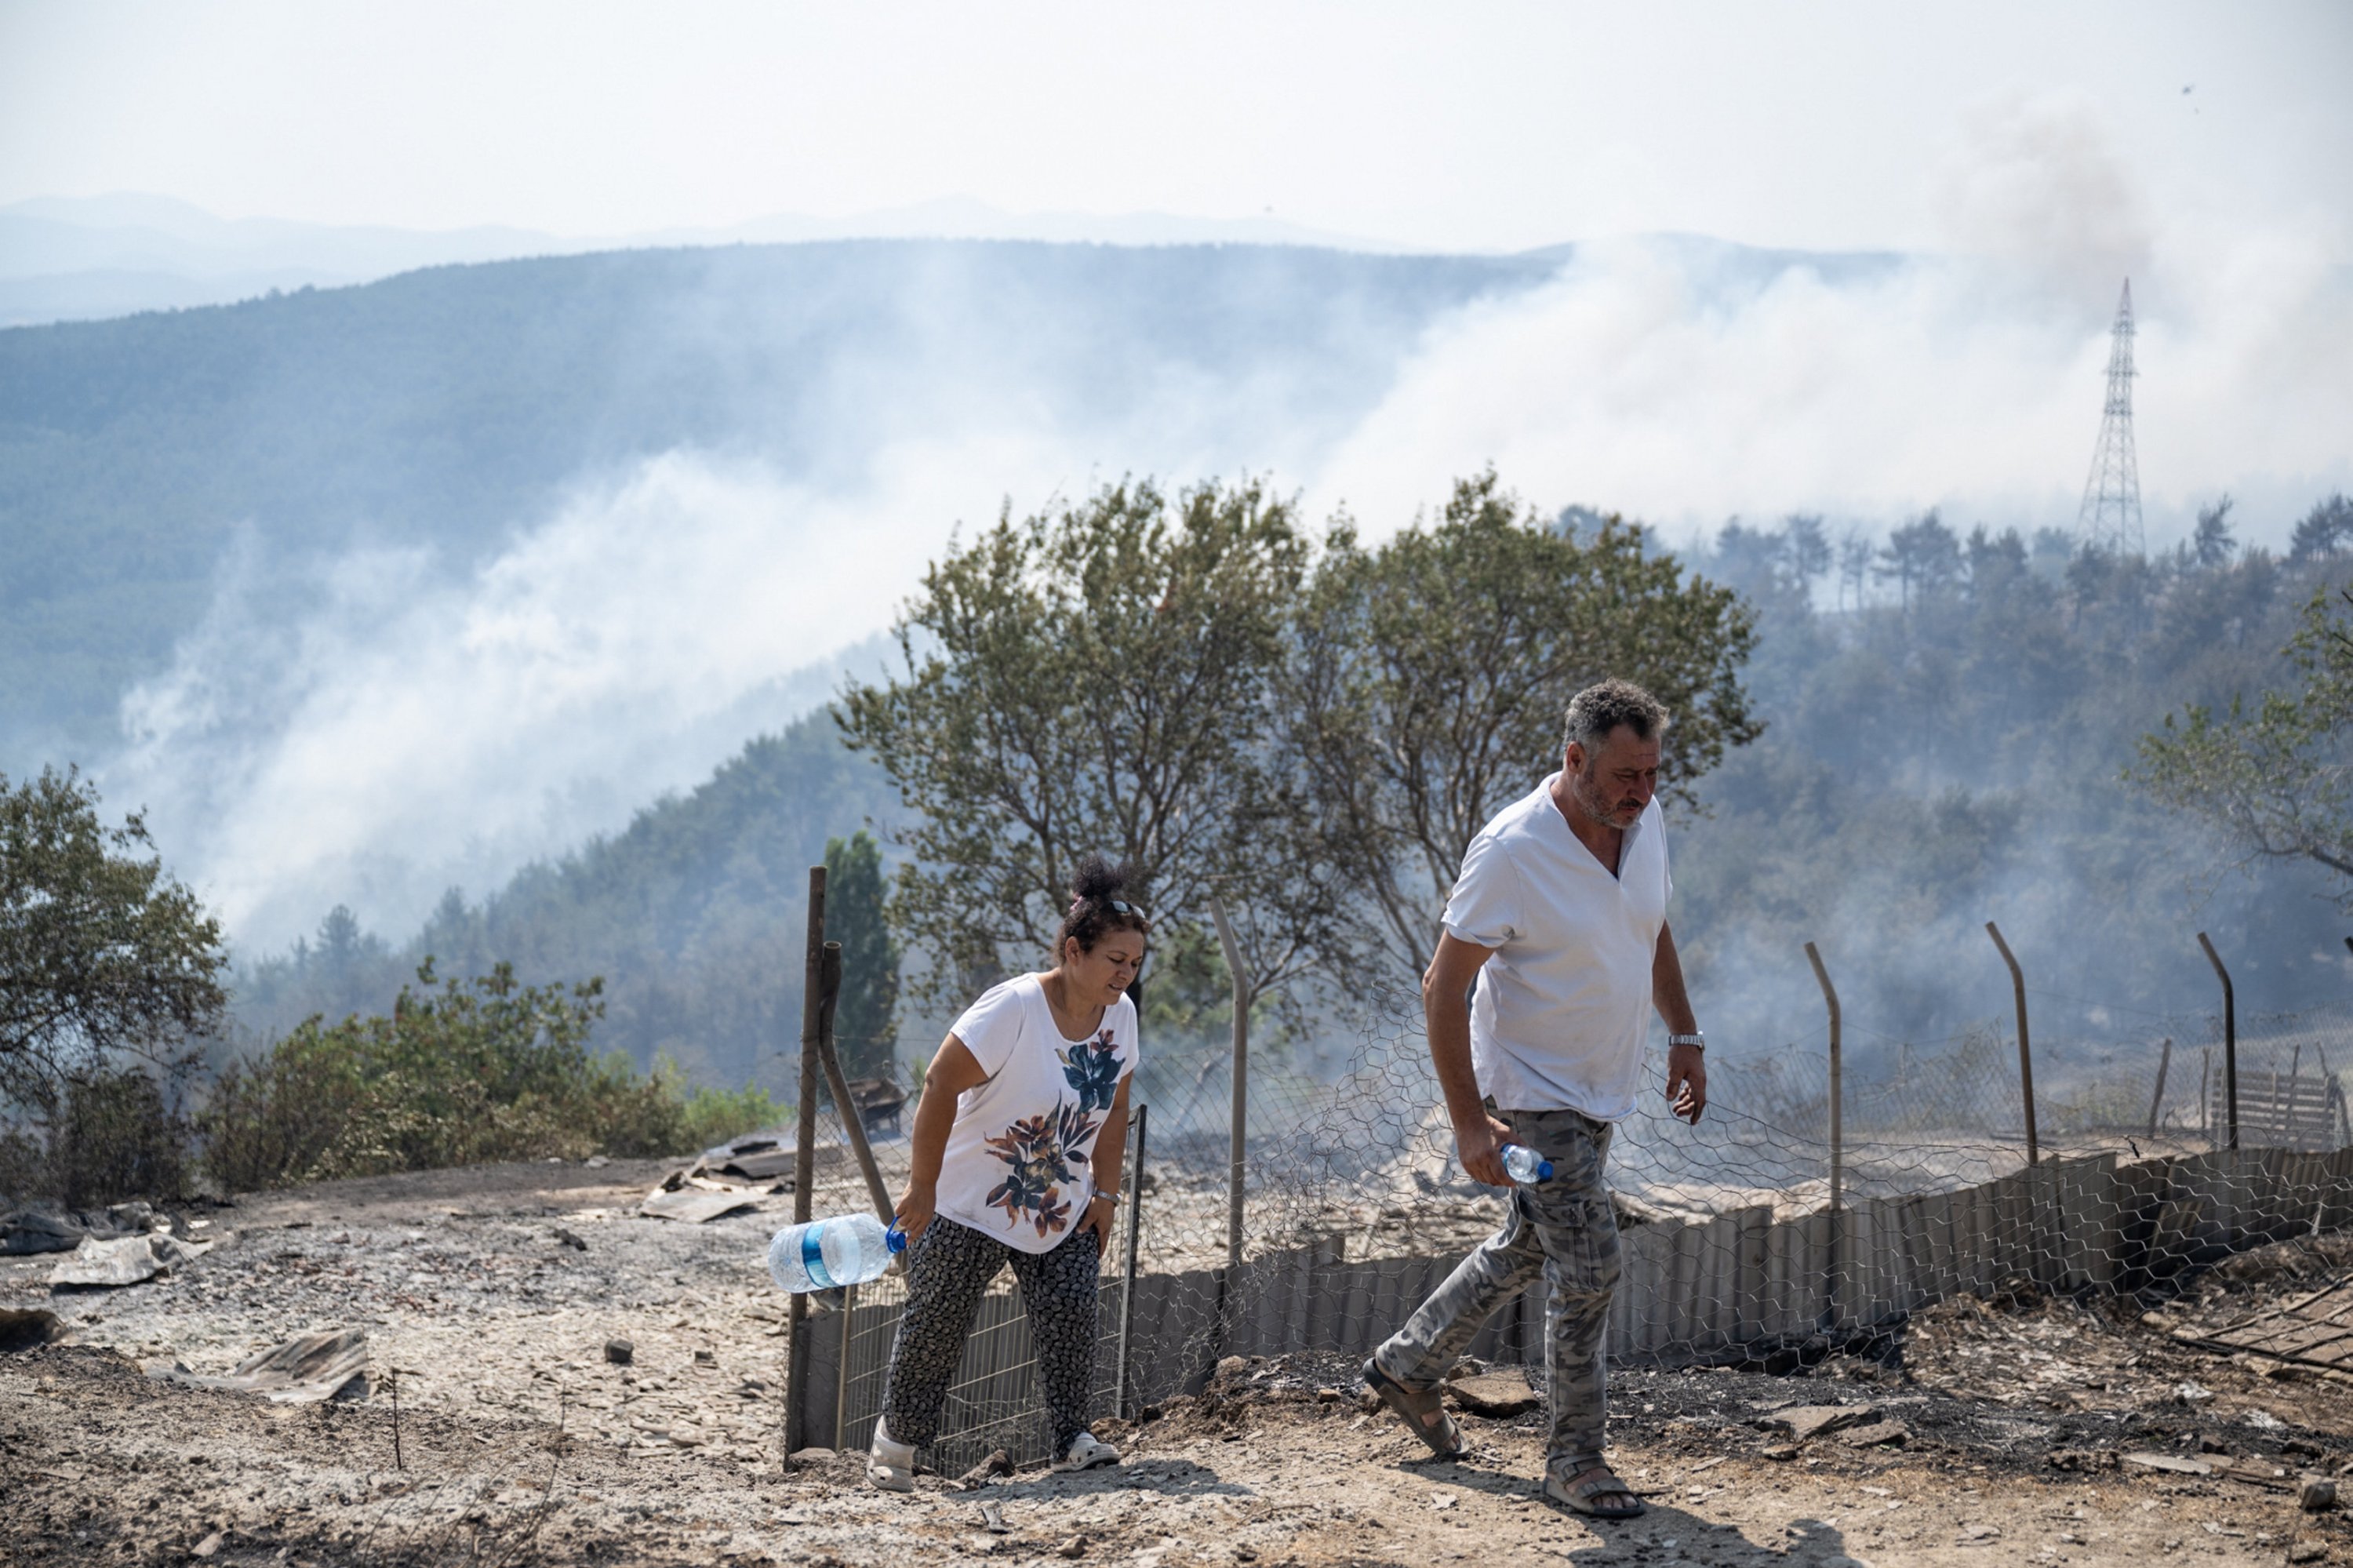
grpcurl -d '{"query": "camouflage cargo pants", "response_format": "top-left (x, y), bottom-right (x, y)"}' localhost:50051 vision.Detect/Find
top-left (1373, 1104), bottom-right (1620, 1471)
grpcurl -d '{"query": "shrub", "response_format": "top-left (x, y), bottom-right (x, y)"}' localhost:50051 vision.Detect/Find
top-left (0, 1126), bottom-right (39, 1202)
top-left (0, 1069), bottom-right (190, 1208)
top-left (50, 1070), bottom-right (188, 1208)
top-left (198, 961), bottom-right (695, 1192)
top-left (679, 1079), bottom-right (788, 1152)
top-left (199, 1029), bottom-right (371, 1195)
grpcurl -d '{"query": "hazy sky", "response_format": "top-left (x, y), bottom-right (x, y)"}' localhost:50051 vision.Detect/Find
top-left (3, 1), bottom-right (2347, 255)
top-left (8, 1), bottom-right (2351, 955)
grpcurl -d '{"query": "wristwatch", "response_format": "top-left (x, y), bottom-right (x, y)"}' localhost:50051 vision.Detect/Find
top-left (1667, 1031), bottom-right (1705, 1052)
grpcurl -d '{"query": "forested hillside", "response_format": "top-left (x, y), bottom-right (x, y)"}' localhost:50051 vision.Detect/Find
top-left (15, 234), bottom-right (2341, 1088)
top-left (0, 239), bottom-right (1575, 766)
top-left (232, 707), bottom-right (898, 1089)
top-left (1678, 500), bottom-right (2353, 1046)
top-left (235, 493), bottom-right (2353, 1088)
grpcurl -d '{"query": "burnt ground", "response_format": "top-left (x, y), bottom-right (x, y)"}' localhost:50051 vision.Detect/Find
top-left (5, 1162), bottom-right (2353, 1566)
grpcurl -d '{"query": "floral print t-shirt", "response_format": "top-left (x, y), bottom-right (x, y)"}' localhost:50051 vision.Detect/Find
top-left (933, 973), bottom-right (1138, 1252)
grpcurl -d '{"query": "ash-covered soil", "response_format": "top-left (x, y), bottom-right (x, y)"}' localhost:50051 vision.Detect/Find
top-left (6, 1159), bottom-right (2353, 1565)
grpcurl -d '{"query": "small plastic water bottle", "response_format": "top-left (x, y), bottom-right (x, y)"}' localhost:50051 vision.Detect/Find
top-left (766, 1213), bottom-right (907, 1293)
top-left (1500, 1143), bottom-right (1553, 1184)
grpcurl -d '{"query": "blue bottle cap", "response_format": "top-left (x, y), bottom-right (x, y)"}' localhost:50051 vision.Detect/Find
top-left (1535, 1158), bottom-right (1555, 1181)
top-left (886, 1221), bottom-right (909, 1253)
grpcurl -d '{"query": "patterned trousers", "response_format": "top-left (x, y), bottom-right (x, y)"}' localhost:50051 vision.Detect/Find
top-left (879, 1216), bottom-right (1102, 1453)
top-left (1373, 1104), bottom-right (1620, 1472)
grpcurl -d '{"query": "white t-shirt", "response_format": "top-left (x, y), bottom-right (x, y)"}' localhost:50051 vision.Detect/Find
top-left (933, 973), bottom-right (1139, 1253)
top-left (1442, 776), bottom-right (1672, 1122)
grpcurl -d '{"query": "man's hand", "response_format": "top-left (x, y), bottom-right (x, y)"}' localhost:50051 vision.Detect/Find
top-left (893, 1181), bottom-right (938, 1243)
top-left (1079, 1191), bottom-right (1118, 1252)
top-left (1454, 1110), bottom-right (1518, 1187)
top-left (1666, 1043), bottom-right (1707, 1126)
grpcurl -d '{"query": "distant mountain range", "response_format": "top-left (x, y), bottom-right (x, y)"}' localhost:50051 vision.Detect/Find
top-left (8, 212), bottom-right (2335, 1081)
top-left (1, 235), bottom-right (1623, 771)
top-left (0, 193), bottom-right (1409, 328)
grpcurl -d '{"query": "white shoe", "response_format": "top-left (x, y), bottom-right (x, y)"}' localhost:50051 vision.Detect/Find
top-left (867, 1417), bottom-right (915, 1493)
top-left (1053, 1432), bottom-right (1120, 1472)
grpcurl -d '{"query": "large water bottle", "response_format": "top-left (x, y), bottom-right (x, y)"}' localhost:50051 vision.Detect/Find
top-left (1500, 1143), bottom-right (1554, 1184)
top-left (766, 1213), bottom-right (907, 1293)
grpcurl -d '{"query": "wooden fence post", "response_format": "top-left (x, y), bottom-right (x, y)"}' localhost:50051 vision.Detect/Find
top-left (811, 940), bottom-right (896, 1227)
top-left (2198, 932), bottom-right (2238, 1151)
top-left (785, 866), bottom-right (827, 1459)
top-left (2146, 1038), bottom-right (2173, 1139)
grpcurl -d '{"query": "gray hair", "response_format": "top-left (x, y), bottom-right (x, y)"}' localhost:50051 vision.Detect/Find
top-left (1562, 678), bottom-right (1669, 755)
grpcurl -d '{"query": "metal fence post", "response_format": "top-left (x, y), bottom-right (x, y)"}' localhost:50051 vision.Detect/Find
top-left (1803, 941), bottom-right (1842, 1213)
top-left (1985, 922), bottom-right (2038, 1166)
top-left (1115, 1103), bottom-right (1148, 1419)
top-left (1805, 941), bottom-right (1842, 1333)
top-left (1209, 897), bottom-right (1248, 1275)
top-left (785, 866), bottom-right (827, 1459)
top-left (2146, 1038), bottom-right (2173, 1139)
top-left (2198, 932), bottom-right (2238, 1151)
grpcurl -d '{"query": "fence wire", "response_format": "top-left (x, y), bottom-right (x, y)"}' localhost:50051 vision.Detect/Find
top-left (792, 993), bottom-right (2353, 1472)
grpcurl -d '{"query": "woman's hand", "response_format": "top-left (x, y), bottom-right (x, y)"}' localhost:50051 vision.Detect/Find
top-left (1079, 1189), bottom-right (1118, 1253)
top-left (894, 1182), bottom-right (939, 1245)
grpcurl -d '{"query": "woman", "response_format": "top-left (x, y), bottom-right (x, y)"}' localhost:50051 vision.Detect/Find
top-left (867, 856), bottom-right (1144, 1490)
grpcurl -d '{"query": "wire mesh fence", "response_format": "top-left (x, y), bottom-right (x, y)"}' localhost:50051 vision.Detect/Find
top-left (778, 976), bottom-right (2353, 1474)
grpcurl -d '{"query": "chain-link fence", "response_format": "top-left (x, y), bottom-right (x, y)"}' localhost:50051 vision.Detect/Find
top-left (776, 960), bottom-right (2353, 1473)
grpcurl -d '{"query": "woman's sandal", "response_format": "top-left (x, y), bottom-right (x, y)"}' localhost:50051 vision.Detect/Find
top-left (866, 1417), bottom-right (916, 1493)
top-left (1361, 1358), bottom-right (1468, 1460)
top-left (1544, 1462), bottom-right (1646, 1519)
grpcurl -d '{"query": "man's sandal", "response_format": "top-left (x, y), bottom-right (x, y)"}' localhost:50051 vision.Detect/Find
top-left (1544, 1462), bottom-right (1646, 1519)
top-left (1362, 1358), bottom-right (1467, 1460)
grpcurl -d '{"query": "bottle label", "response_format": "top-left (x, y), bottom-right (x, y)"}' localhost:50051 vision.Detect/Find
top-left (800, 1226), bottom-right (835, 1291)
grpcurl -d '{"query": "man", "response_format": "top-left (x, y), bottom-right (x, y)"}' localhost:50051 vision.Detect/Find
top-left (1364, 678), bottom-right (1707, 1521)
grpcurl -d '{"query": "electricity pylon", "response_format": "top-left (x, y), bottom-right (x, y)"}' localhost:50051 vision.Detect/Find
top-left (2076, 279), bottom-right (2144, 557)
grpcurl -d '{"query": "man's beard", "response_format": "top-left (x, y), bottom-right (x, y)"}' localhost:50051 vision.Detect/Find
top-left (1571, 763), bottom-right (1642, 828)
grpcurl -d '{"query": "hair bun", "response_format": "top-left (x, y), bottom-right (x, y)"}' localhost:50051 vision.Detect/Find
top-left (1067, 851), bottom-right (1131, 905)
top-left (1057, 852), bottom-right (1150, 955)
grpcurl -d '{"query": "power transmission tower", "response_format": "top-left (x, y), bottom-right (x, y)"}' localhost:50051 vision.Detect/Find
top-left (2076, 278), bottom-right (2144, 556)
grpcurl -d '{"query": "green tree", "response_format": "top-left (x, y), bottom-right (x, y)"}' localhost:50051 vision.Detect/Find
top-left (2288, 493), bottom-right (2353, 562)
top-left (2191, 497), bottom-right (2238, 569)
top-left (2129, 583), bottom-right (2353, 903)
top-left (1875, 510), bottom-right (1962, 612)
top-left (1282, 472), bottom-right (1759, 977)
top-left (824, 829), bottom-right (902, 1079)
top-left (1, 767), bottom-right (227, 1113)
top-left (836, 477), bottom-right (1345, 1010)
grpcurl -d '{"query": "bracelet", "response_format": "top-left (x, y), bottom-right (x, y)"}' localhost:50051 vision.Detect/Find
top-left (1668, 1031), bottom-right (1705, 1051)
top-left (1090, 1191), bottom-right (1119, 1206)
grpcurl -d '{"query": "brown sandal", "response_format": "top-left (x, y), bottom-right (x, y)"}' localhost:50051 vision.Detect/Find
top-left (1544, 1462), bottom-right (1646, 1519)
top-left (1362, 1358), bottom-right (1467, 1460)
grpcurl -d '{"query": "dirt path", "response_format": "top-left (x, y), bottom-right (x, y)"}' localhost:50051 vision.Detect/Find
top-left (5, 1159), bottom-right (2352, 1565)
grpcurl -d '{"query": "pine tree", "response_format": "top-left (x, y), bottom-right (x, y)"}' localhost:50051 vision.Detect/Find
top-left (823, 831), bottom-right (901, 1080)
